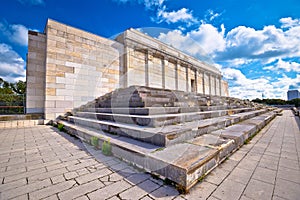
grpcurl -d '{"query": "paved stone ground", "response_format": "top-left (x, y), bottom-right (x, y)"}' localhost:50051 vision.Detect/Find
top-left (0, 110), bottom-right (299, 200)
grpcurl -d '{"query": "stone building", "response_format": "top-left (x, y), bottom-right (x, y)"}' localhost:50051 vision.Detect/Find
top-left (26, 19), bottom-right (229, 120)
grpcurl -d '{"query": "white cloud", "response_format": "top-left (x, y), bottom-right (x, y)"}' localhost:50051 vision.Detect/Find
top-left (216, 21), bottom-right (300, 64)
top-left (0, 22), bottom-right (28, 46)
top-left (18, 0), bottom-right (45, 6)
top-left (205, 9), bottom-right (222, 22)
top-left (158, 23), bottom-right (225, 60)
top-left (221, 67), bottom-right (299, 100)
top-left (280, 17), bottom-right (300, 28)
top-left (264, 59), bottom-right (300, 73)
top-left (0, 43), bottom-right (25, 82)
top-left (156, 6), bottom-right (198, 25)
top-left (113, 0), bottom-right (164, 10)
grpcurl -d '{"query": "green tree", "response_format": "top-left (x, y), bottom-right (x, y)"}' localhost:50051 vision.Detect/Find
top-left (10, 80), bottom-right (26, 95)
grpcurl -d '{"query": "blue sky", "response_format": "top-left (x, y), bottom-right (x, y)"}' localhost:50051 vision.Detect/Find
top-left (1, 0), bottom-right (300, 100)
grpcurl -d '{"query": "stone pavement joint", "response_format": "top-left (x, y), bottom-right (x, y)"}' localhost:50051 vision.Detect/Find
top-left (0, 110), bottom-right (299, 200)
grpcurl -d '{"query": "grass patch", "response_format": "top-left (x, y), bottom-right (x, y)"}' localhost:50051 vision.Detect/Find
top-left (57, 123), bottom-right (64, 132)
top-left (102, 139), bottom-right (112, 156)
top-left (151, 147), bottom-right (165, 153)
top-left (90, 136), bottom-right (99, 147)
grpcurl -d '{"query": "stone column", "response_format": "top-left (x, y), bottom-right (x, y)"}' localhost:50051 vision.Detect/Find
top-left (209, 73), bottom-right (212, 95)
top-left (214, 75), bottom-right (217, 96)
top-left (162, 56), bottom-right (165, 89)
top-left (145, 50), bottom-right (149, 87)
top-left (123, 46), bottom-right (129, 88)
top-left (194, 68), bottom-right (198, 93)
top-left (202, 71), bottom-right (205, 95)
top-left (219, 76), bottom-right (222, 96)
top-left (186, 65), bottom-right (189, 92)
top-left (175, 62), bottom-right (178, 90)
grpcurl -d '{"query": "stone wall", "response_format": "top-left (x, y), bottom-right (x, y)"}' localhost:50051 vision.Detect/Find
top-left (26, 31), bottom-right (46, 114)
top-left (43, 19), bottom-right (123, 119)
top-left (26, 19), bottom-right (229, 120)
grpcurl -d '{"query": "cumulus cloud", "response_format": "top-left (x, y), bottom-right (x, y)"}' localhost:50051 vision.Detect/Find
top-left (156, 6), bottom-right (198, 25)
top-left (0, 43), bottom-right (25, 82)
top-left (18, 0), bottom-right (45, 6)
top-left (216, 22), bottom-right (300, 64)
top-left (158, 23), bottom-right (225, 60)
top-left (222, 68), bottom-right (300, 100)
top-left (280, 17), bottom-right (300, 28)
top-left (156, 17), bottom-right (300, 99)
top-left (263, 59), bottom-right (300, 73)
top-left (0, 22), bottom-right (28, 46)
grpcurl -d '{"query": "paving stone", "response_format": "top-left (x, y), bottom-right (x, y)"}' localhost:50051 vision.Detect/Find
top-left (252, 166), bottom-right (276, 184)
top-left (51, 175), bottom-right (66, 184)
top-left (204, 168), bottom-right (230, 185)
top-left (149, 185), bottom-right (179, 200)
top-left (10, 194), bottom-right (29, 200)
top-left (185, 181), bottom-right (217, 200)
top-left (76, 168), bottom-right (90, 176)
top-left (277, 166), bottom-right (300, 184)
top-left (58, 179), bottom-right (104, 200)
top-left (27, 159), bottom-right (61, 171)
top-left (109, 172), bottom-right (124, 182)
top-left (29, 180), bottom-right (77, 200)
top-left (278, 157), bottom-right (300, 170)
top-left (226, 167), bottom-right (252, 185)
top-left (274, 178), bottom-right (300, 200)
top-left (242, 179), bottom-right (274, 200)
top-left (125, 173), bottom-right (150, 185)
top-left (0, 178), bottom-right (27, 192)
top-left (280, 151), bottom-right (298, 161)
top-left (217, 159), bottom-right (239, 172)
top-left (258, 157), bottom-right (278, 171)
top-left (237, 158), bottom-right (259, 172)
top-left (211, 179), bottom-right (245, 200)
top-left (67, 159), bottom-right (98, 171)
top-left (4, 167), bottom-right (46, 183)
top-left (88, 180), bottom-right (131, 200)
top-left (75, 167), bottom-right (112, 184)
top-left (0, 179), bottom-right (52, 199)
top-left (29, 167), bottom-right (68, 182)
top-left (119, 180), bottom-right (160, 200)
top-left (107, 196), bottom-right (121, 200)
top-left (0, 167), bottom-right (27, 178)
top-left (74, 195), bottom-right (90, 200)
top-left (64, 171), bottom-right (79, 180)
top-left (45, 160), bottom-right (79, 171)
top-left (43, 194), bottom-right (59, 200)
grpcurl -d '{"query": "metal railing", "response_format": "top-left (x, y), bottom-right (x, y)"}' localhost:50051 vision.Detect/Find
top-left (0, 94), bottom-right (25, 114)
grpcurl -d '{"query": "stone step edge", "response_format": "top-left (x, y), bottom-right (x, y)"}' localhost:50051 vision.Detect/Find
top-left (67, 108), bottom-right (270, 146)
top-left (75, 107), bottom-right (256, 119)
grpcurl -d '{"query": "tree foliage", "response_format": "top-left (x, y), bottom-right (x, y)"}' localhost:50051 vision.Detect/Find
top-left (252, 98), bottom-right (300, 107)
top-left (0, 78), bottom-right (26, 95)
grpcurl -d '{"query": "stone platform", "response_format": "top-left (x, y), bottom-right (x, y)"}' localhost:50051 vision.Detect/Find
top-left (57, 86), bottom-right (281, 191)
top-left (0, 110), bottom-right (299, 199)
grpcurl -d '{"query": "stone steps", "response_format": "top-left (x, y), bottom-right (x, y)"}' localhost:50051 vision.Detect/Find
top-left (56, 85), bottom-right (278, 192)
top-left (58, 109), bottom-right (278, 192)
top-left (74, 107), bottom-right (256, 127)
top-left (68, 108), bottom-right (270, 146)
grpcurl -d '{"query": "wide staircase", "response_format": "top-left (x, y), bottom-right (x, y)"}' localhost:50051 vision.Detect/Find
top-left (58, 86), bottom-right (281, 192)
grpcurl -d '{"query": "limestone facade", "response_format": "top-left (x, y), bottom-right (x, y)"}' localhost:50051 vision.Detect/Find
top-left (26, 19), bottom-right (229, 120)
